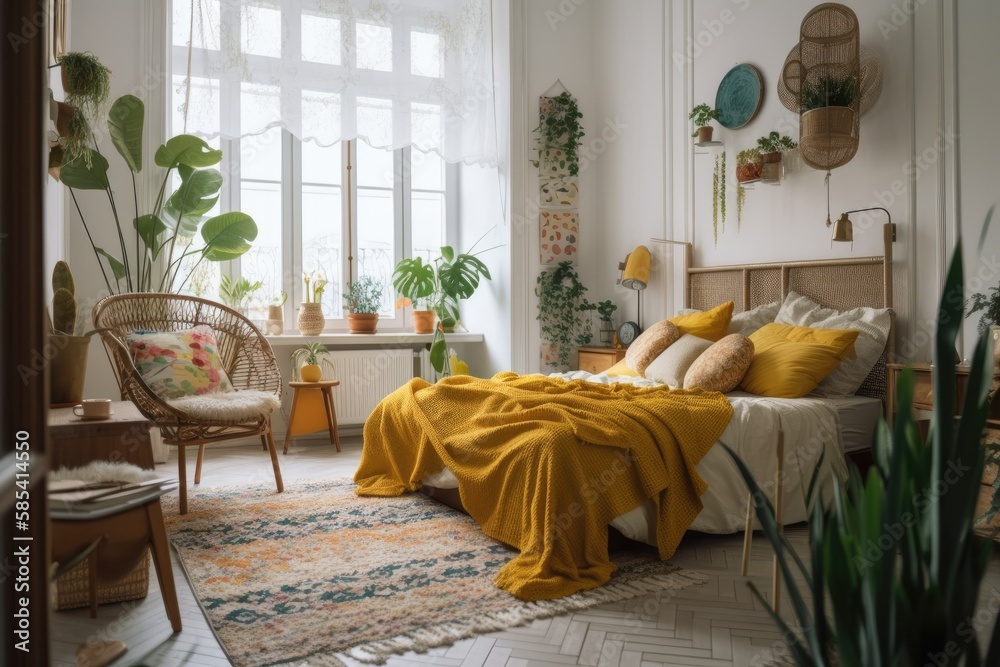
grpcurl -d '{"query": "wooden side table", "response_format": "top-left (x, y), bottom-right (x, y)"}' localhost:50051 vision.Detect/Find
top-left (284, 380), bottom-right (342, 454)
top-left (887, 363), bottom-right (1000, 427)
top-left (577, 346), bottom-right (626, 374)
top-left (49, 401), bottom-right (155, 470)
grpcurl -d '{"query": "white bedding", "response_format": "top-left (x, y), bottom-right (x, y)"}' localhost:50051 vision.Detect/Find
top-left (422, 371), bottom-right (858, 546)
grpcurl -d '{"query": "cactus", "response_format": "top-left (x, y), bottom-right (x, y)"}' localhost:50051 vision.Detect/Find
top-left (51, 262), bottom-right (79, 335)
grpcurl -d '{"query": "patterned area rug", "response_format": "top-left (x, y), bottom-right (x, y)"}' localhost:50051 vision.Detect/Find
top-left (162, 479), bottom-right (706, 667)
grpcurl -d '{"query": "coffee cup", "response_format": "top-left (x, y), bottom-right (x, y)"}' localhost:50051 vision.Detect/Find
top-left (73, 398), bottom-right (112, 419)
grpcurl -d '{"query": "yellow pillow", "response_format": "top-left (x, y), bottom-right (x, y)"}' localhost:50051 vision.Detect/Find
top-left (669, 301), bottom-right (734, 342)
top-left (604, 359), bottom-right (639, 377)
top-left (740, 323), bottom-right (859, 398)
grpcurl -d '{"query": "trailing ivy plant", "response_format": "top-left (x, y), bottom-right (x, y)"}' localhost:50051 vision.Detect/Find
top-left (712, 152), bottom-right (726, 245)
top-left (530, 92), bottom-right (585, 177)
top-left (536, 261), bottom-right (596, 371)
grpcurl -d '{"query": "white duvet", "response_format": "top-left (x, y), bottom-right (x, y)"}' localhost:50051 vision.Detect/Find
top-left (422, 371), bottom-right (850, 545)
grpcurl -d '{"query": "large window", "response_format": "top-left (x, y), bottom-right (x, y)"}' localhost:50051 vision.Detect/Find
top-left (170, 1), bottom-right (452, 331)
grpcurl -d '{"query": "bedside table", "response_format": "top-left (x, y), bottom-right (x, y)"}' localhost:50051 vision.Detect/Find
top-left (886, 363), bottom-right (1000, 427)
top-left (577, 346), bottom-right (626, 374)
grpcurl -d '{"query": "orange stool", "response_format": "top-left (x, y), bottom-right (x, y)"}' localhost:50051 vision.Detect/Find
top-left (284, 380), bottom-right (342, 454)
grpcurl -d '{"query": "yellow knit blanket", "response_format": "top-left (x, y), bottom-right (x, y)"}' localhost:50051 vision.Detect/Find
top-left (354, 372), bottom-right (732, 601)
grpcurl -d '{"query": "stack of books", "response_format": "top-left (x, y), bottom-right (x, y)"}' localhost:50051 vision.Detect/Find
top-left (49, 477), bottom-right (177, 519)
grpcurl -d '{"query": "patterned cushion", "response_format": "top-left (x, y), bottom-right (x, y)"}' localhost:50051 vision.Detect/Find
top-left (625, 320), bottom-right (680, 375)
top-left (127, 325), bottom-right (234, 400)
top-left (644, 335), bottom-right (713, 387)
top-left (684, 334), bottom-right (755, 392)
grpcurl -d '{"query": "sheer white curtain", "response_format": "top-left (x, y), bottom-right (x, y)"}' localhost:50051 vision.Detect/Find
top-left (173, 0), bottom-right (498, 166)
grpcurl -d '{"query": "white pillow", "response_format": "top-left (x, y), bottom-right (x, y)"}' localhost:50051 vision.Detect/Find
top-left (643, 334), bottom-right (713, 387)
top-left (676, 301), bottom-right (779, 337)
top-left (775, 290), bottom-right (892, 397)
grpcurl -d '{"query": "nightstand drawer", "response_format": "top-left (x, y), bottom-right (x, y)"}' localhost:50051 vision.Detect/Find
top-left (577, 347), bottom-right (625, 374)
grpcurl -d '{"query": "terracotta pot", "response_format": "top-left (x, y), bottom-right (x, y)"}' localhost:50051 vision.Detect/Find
top-left (412, 310), bottom-right (436, 334)
top-left (299, 364), bottom-right (322, 382)
top-left (61, 65), bottom-right (93, 95)
top-left (49, 334), bottom-right (90, 405)
top-left (696, 126), bottom-right (714, 143)
top-left (55, 102), bottom-right (75, 138)
top-left (297, 302), bottom-right (325, 336)
top-left (348, 312), bottom-right (379, 334)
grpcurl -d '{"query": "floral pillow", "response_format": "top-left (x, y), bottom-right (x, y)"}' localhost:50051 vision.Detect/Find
top-left (127, 325), bottom-right (234, 399)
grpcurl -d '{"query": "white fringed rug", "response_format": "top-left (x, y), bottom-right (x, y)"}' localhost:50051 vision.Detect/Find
top-left (162, 479), bottom-right (705, 667)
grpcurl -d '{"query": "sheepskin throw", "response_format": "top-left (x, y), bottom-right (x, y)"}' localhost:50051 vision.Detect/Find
top-left (166, 390), bottom-right (280, 423)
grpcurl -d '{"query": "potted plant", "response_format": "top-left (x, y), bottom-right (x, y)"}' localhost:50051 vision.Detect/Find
top-left (59, 94), bottom-right (258, 295)
top-left (726, 237), bottom-right (1000, 665)
top-left (530, 91), bottom-right (585, 177)
top-left (56, 52), bottom-right (111, 166)
top-left (47, 262), bottom-right (99, 405)
top-left (968, 282), bottom-right (1000, 372)
top-left (397, 297), bottom-right (436, 334)
top-left (219, 274), bottom-right (263, 316)
top-left (689, 103), bottom-right (721, 143)
top-left (267, 291), bottom-right (286, 335)
top-left (297, 272), bottom-right (328, 335)
top-left (799, 73), bottom-right (857, 154)
top-left (755, 131), bottom-right (798, 182)
top-left (290, 342), bottom-right (327, 382)
top-left (596, 300), bottom-right (618, 346)
top-left (393, 237), bottom-right (495, 373)
top-left (344, 276), bottom-right (384, 334)
top-left (536, 261), bottom-right (596, 371)
top-left (735, 148), bottom-right (762, 184)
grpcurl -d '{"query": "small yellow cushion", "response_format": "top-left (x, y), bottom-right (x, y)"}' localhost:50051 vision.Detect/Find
top-left (603, 359), bottom-right (639, 377)
top-left (669, 301), bottom-right (734, 342)
top-left (740, 323), bottom-right (859, 398)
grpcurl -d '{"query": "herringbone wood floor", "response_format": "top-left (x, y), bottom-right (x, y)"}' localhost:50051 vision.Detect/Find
top-left (51, 438), bottom-right (1000, 667)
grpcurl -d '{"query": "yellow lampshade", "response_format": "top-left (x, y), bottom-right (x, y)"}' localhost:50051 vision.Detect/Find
top-left (621, 245), bottom-right (651, 290)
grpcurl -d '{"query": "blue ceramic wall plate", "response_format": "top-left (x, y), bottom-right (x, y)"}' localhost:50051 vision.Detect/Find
top-left (716, 64), bottom-right (764, 129)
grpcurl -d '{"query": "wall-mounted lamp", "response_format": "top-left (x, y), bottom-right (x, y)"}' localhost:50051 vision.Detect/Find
top-left (833, 206), bottom-right (892, 250)
top-left (618, 245), bottom-right (651, 328)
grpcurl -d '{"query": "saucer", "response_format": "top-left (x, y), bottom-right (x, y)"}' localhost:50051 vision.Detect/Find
top-left (76, 410), bottom-right (115, 421)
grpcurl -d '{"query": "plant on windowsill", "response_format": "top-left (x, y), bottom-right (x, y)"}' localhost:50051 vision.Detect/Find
top-left (58, 94), bottom-right (258, 295)
top-left (689, 103), bottom-right (721, 143)
top-left (56, 52), bottom-right (111, 167)
top-left (725, 213), bottom-right (1000, 666)
top-left (219, 275), bottom-right (264, 316)
top-left (290, 341), bottom-right (327, 382)
top-left (344, 276), bottom-right (384, 334)
top-left (396, 296), bottom-right (437, 335)
top-left (297, 272), bottom-right (328, 336)
top-left (267, 291), bottom-right (287, 336)
top-left (755, 131), bottom-right (798, 183)
top-left (536, 261), bottom-right (596, 371)
top-left (530, 91), bottom-right (585, 177)
top-left (393, 236), bottom-right (496, 374)
top-left (596, 300), bottom-right (618, 346)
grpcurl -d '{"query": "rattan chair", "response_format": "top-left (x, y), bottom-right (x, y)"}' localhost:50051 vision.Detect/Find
top-left (92, 293), bottom-right (284, 514)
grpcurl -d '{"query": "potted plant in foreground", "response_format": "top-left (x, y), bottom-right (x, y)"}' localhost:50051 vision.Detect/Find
top-left (689, 103), bottom-right (721, 143)
top-left (290, 342), bottom-right (327, 382)
top-left (344, 276), bottom-right (384, 334)
top-left (755, 131), bottom-right (798, 183)
top-left (726, 218), bottom-right (1000, 665)
top-left (393, 237), bottom-right (495, 374)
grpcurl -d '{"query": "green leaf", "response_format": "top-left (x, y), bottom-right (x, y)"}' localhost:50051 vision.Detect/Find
top-left (95, 247), bottom-right (126, 280)
top-left (134, 214), bottom-right (167, 257)
top-left (439, 254), bottom-right (491, 300)
top-left (107, 94), bottom-right (144, 173)
top-left (60, 150), bottom-right (110, 190)
top-left (392, 257), bottom-right (436, 299)
top-left (164, 168), bottom-right (222, 223)
top-left (440, 246), bottom-right (455, 262)
top-left (200, 212), bottom-right (258, 261)
top-left (154, 134), bottom-right (222, 169)
top-left (430, 330), bottom-right (448, 374)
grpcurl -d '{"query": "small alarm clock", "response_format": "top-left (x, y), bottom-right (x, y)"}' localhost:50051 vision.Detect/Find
top-left (617, 321), bottom-right (640, 346)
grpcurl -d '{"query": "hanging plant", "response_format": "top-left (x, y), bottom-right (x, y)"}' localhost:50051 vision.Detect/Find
top-left (57, 52), bottom-right (111, 166)
top-left (720, 151), bottom-right (727, 232)
top-left (712, 152), bottom-right (728, 245)
top-left (530, 92), bottom-right (585, 177)
top-left (536, 261), bottom-right (596, 371)
top-left (736, 183), bottom-right (746, 231)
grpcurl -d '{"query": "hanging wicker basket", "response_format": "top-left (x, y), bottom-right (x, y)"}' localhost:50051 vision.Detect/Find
top-left (800, 106), bottom-right (857, 164)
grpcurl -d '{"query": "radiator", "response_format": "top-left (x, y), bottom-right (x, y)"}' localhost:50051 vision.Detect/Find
top-left (321, 349), bottom-right (416, 425)
top-left (417, 348), bottom-right (438, 383)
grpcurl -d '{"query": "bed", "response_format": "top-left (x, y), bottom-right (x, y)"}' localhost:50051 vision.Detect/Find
top-left (357, 223), bottom-right (896, 603)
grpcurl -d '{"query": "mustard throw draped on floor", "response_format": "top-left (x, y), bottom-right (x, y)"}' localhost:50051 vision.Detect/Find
top-left (354, 372), bottom-right (732, 601)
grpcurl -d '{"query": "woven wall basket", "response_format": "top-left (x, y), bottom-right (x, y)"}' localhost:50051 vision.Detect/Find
top-left (55, 550), bottom-right (150, 610)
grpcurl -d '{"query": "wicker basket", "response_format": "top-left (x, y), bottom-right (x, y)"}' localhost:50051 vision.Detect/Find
top-left (800, 107), bottom-right (856, 152)
top-left (297, 302), bottom-right (325, 335)
top-left (54, 549), bottom-right (150, 610)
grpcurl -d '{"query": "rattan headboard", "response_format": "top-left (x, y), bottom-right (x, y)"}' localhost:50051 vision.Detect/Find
top-left (683, 223), bottom-right (895, 405)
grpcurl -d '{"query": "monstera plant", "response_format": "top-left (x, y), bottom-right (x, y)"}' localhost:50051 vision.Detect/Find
top-left (393, 236), bottom-right (495, 375)
top-left (59, 94), bottom-right (257, 294)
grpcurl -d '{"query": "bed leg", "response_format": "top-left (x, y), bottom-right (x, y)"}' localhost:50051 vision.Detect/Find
top-left (741, 492), bottom-right (754, 576)
top-left (772, 431), bottom-right (785, 614)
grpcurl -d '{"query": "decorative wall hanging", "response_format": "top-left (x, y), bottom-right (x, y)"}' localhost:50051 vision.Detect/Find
top-left (778, 44), bottom-right (883, 117)
top-left (715, 64), bottom-right (764, 129)
top-left (783, 3), bottom-right (862, 171)
top-left (533, 81), bottom-right (583, 266)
